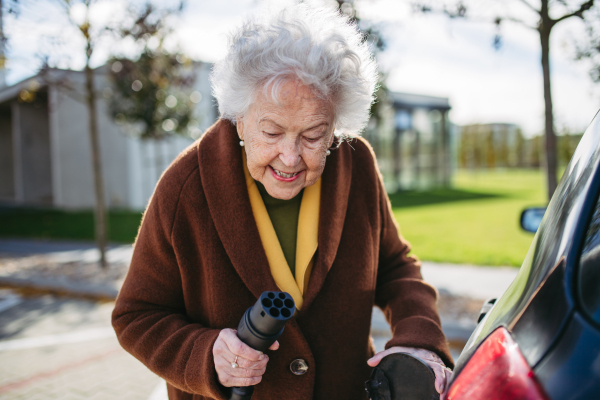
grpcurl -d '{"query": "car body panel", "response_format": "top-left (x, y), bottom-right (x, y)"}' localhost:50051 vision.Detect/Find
top-left (452, 111), bottom-right (600, 397)
top-left (534, 312), bottom-right (600, 399)
top-left (511, 258), bottom-right (571, 366)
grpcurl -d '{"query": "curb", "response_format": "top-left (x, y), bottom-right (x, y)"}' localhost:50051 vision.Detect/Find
top-left (0, 276), bottom-right (476, 344)
top-left (0, 276), bottom-right (118, 301)
top-left (441, 320), bottom-right (476, 343)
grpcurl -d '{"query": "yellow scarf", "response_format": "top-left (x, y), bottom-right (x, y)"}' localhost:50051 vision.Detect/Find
top-left (243, 151), bottom-right (319, 310)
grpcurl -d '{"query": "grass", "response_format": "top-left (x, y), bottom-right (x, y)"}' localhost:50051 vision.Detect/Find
top-left (391, 169), bottom-right (547, 267)
top-left (0, 169), bottom-right (547, 266)
top-left (0, 208), bottom-right (143, 243)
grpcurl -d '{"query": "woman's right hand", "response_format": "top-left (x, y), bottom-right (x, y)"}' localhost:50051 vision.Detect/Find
top-left (213, 328), bottom-right (279, 387)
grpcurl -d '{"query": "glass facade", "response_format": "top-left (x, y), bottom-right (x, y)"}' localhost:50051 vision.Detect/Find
top-left (364, 92), bottom-right (453, 192)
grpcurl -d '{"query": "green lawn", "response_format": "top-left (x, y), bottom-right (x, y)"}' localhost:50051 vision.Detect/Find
top-left (391, 169), bottom-right (547, 267)
top-left (0, 208), bottom-right (143, 243)
top-left (0, 169), bottom-right (546, 266)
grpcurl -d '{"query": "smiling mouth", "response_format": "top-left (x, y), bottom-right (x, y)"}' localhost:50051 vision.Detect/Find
top-left (271, 167), bottom-right (300, 179)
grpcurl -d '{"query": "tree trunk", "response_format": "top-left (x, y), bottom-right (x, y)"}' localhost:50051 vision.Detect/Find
top-left (540, 5), bottom-right (558, 202)
top-left (85, 53), bottom-right (108, 268)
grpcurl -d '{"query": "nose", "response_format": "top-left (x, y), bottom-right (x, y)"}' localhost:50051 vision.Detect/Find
top-left (279, 137), bottom-right (301, 168)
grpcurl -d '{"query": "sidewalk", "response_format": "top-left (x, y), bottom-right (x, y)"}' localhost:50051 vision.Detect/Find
top-left (0, 238), bottom-right (519, 399)
top-left (0, 239), bottom-right (130, 300)
top-left (0, 239), bottom-right (519, 350)
top-left (421, 261), bottom-right (518, 300)
top-left (0, 289), bottom-right (166, 400)
top-left (0, 238), bottom-right (519, 301)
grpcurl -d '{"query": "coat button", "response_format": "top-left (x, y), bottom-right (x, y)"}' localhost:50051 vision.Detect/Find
top-left (289, 358), bottom-right (309, 375)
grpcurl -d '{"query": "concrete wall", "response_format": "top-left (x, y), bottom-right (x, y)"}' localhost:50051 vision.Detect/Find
top-left (13, 95), bottom-right (53, 204)
top-left (48, 68), bottom-right (207, 210)
top-left (0, 104), bottom-right (14, 199)
top-left (95, 73), bottom-right (133, 209)
top-left (126, 135), bottom-right (194, 210)
top-left (49, 71), bottom-right (141, 209)
top-left (1, 64), bottom-right (217, 210)
top-left (49, 74), bottom-right (97, 209)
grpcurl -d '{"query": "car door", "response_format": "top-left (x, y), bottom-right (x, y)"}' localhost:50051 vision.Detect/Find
top-left (447, 111), bottom-right (600, 399)
top-left (533, 169), bottom-right (600, 399)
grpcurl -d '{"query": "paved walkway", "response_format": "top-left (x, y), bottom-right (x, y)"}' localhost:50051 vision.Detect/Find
top-left (0, 239), bottom-right (520, 399)
top-left (0, 290), bottom-right (166, 400)
top-left (0, 239), bottom-right (519, 301)
top-left (421, 262), bottom-right (518, 300)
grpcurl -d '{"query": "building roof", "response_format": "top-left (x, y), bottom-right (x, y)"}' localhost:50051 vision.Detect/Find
top-left (0, 77), bottom-right (47, 104)
top-left (389, 91), bottom-right (451, 111)
top-left (0, 68), bottom-right (84, 104)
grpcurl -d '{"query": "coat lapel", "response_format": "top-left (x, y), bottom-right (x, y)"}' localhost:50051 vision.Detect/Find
top-left (197, 120), bottom-right (279, 299)
top-left (197, 119), bottom-right (352, 308)
top-left (300, 140), bottom-right (352, 314)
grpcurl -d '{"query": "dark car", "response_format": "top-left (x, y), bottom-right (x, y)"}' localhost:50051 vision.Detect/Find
top-left (446, 112), bottom-right (600, 400)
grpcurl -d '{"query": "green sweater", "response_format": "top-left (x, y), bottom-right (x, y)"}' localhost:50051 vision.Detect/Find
top-left (256, 182), bottom-right (303, 276)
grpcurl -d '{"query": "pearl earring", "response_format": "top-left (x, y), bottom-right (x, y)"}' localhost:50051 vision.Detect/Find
top-left (326, 150), bottom-right (331, 156)
top-left (239, 140), bottom-right (244, 147)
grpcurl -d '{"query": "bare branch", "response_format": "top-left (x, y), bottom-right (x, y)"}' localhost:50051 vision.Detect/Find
top-left (498, 16), bottom-right (537, 30)
top-left (444, 1), bottom-right (467, 18)
top-left (517, 0), bottom-right (541, 15)
top-left (553, 0), bottom-right (595, 24)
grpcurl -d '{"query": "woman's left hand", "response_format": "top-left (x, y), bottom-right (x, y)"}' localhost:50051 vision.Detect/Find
top-left (367, 346), bottom-right (452, 398)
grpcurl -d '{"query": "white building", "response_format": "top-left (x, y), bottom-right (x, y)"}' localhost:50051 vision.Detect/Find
top-left (0, 63), bottom-right (217, 210)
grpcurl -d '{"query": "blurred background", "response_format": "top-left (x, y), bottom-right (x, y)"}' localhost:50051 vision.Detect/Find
top-left (0, 0), bottom-right (599, 398)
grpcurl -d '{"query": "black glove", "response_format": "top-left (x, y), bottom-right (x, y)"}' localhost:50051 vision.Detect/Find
top-left (365, 352), bottom-right (440, 400)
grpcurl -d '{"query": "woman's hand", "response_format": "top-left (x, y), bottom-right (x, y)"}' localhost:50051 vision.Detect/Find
top-left (367, 346), bottom-right (452, 398)
top-left (213, 328), bottom-right (279, 387)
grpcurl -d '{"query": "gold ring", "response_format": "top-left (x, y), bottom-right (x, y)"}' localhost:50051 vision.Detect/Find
top-left (231, 356), bottom-right (239, 369)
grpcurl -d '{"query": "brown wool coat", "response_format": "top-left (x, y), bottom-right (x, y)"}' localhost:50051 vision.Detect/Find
top-left (112, 119), bottom-right (453, 400)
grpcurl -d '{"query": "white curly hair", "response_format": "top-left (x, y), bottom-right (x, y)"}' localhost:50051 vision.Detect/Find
top-left (210, 3), bottom-right (378, 136)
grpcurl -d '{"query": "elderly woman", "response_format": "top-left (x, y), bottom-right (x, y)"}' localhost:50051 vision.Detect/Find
top-left (112, 4), bottom-right (452, 400)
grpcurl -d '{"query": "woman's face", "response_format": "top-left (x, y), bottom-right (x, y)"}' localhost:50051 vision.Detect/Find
top-left (237, 80), bottom-right (335, 200)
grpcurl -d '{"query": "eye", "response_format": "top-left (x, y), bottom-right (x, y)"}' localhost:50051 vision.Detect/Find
top-left (304, 136), bottom-right (320, 143)
top-left (263, 131), bottom-right (280, 138)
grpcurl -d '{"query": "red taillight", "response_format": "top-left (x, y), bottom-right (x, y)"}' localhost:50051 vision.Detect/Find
top-left (448, 327), bottom-right (549, 400)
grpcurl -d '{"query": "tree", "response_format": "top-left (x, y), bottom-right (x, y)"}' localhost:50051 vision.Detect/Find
top-left (77, 0), bottom-right (109, 268)
top-left (72, 1), bottom-right (187, 267)
top-left (108, 52), bottom-right (197, 137)
top-left (0, 0), bottom-right (20, 87)
top-left (11, 1), bottom-right (186, 268)
top-left (416, 0), bottom-right (596, 201)
top-left (576, 6), bottom-right (600, 83)
top-left (335, 0), bottom-right (388, 124)
top-left (106, 4), bottom-right (198, 143)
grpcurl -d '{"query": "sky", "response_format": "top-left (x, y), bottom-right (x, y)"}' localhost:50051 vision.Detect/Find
top-left (3, 0), bottom-right (600, 137)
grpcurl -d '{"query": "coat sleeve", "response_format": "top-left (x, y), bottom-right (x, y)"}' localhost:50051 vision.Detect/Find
top-left (111, 171), bottom-right (227, 398)
top-left (373, 174), bottom-right (454, 368)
